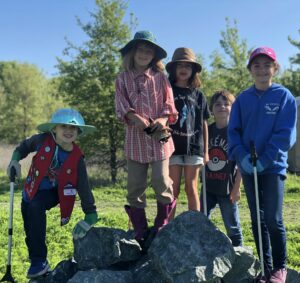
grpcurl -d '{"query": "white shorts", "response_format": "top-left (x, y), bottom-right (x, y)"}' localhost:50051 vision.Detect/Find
top-left (169, 155), bottom-right (204, 166)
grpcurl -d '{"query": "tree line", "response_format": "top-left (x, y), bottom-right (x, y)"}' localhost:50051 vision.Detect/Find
top-left (0, 0), bottom-right (300, 183)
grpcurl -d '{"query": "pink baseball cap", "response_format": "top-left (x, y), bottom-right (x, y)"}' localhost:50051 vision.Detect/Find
top-left (247, 46), bottom-right (277, 68)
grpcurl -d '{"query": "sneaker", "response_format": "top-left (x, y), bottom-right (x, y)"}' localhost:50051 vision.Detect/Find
top-left (27, 260), bottom-right (50, 279)
top-left (269, 268), bottom-right (287, 283)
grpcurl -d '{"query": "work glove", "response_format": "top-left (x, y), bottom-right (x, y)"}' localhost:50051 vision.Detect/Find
top-left (144, 119), bottom-right (172, 144)
top-left (73, 212), bottom-right (98, 240)
top-left (240, 154), bottom-right (253, 175)
top-left (7, 160), bottom-right (21, 179)
top-left (152, 127), bottom-right (172, 143)
top-left (256, 160), bottom-right (265, 173)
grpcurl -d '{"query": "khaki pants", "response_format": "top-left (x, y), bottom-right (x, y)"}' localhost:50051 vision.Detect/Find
top-left (127, 159), bottom-right (174, 208)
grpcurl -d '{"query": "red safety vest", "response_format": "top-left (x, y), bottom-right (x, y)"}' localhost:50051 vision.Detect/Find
top-left (24, 134), bottom-right (83, 225)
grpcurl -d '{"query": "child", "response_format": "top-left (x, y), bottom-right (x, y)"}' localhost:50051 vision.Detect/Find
top-left (6, 108), bottom-right (98, 279)
top-left (115, 31), bottom-right (178, 248)
top-left (228, 47), bottom-right (297, 282)
top-left (200, 90), bottom-right (243, 247)
top-left (166, 47), bottom-right (210, 216)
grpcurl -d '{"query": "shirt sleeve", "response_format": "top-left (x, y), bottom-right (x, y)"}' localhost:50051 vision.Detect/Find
top-left (228, 98), bottom-right (248, 162)
top-left (115, 73), bottom-right (135, 123)
top-left (15, 133), bottom-right (46, 160)
top-left (201, 92), bottom-right (211, 120)
top-left (161, 74), bottom-right (178, 124)
top-left (77, 157), bottom-right (97, 214)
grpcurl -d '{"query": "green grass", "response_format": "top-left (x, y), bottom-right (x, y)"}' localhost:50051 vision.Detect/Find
top-left (0, 171), bottom-right (299, 282)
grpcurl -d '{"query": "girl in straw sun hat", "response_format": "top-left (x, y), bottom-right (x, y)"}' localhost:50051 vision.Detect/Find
top-left (166, 47), bottom-right (210, 219)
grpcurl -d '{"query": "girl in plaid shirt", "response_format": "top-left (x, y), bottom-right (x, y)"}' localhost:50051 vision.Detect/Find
top-left (115, 31), bottom-right (178, 249)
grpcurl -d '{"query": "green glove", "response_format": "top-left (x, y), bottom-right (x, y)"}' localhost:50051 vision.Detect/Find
top-left (72, 212), bottom-right (98, 240)
top-left (7, 150), bottom-right (22, 179)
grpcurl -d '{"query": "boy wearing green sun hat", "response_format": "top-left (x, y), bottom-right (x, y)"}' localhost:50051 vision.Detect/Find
top-left (6, 108), bottom-right (98, 279)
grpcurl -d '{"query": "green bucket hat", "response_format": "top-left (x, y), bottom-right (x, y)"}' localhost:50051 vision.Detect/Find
top-left (37, 108), bottom-right (96, 135)
top-left (119, 30), bottom-right (167, 60)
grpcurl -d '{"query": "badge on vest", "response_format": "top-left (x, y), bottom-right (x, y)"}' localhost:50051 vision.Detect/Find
top-left (61, 217), bottom-right (70, 225)
top-left (63, 183), bottom-right (77, 196)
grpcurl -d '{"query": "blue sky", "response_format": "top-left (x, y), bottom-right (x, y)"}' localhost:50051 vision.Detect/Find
top-left (1, 0), bottom-right (300, 77)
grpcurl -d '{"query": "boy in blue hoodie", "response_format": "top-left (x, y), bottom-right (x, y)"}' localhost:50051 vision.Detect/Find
top-left (228, 47), bottom-right (297, 283)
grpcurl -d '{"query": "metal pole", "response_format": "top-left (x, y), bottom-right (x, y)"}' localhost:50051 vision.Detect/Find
top-left (202, 166), bottom-right (207, 216)
top-left (1, 167), bottom-right (16, 283)
top-left (250, 142), bottom-right (265, 277)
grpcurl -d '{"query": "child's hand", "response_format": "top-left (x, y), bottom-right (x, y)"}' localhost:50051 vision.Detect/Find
top-left (230, 184), bottom-right (241, 203)
top-left (127, 112), bottom-right (150, 130)
top-left (151, 117), bottom-right (168, 131)
top-left (152, 117), bottom-right (168, 131)
top-left (203, 152), bottom-right (210, 165)
top-left (135, 116), bottom-right (150, 130)
top-left (73, 212), bottom-right (98, 240)
top-left (7, 160), bottom-right (21, 180)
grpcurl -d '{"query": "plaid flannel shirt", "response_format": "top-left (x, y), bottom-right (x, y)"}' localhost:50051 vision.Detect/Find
top-left (115, 68), bottom-right (178, 163)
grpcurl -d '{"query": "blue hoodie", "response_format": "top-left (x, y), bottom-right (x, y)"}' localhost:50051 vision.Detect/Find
top-left (228, 83), bottom-right (297, 175)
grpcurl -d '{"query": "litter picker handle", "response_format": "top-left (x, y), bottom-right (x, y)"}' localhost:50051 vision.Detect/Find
top-left (250, 141), bottom-right (257, 166)
top-left (10, 167), bottom-right (16, 183)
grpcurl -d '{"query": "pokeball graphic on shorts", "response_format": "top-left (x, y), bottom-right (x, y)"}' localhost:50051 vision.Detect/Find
top-left (207, 148), bottom-right (227, 171)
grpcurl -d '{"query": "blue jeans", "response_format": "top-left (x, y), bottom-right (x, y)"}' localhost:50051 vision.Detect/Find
top-left (242, 173), bottom-right (286, 272)
top-left (200, 191), bottom-right (243, 247)
top-left (21, 189), bottom-right (59, 262)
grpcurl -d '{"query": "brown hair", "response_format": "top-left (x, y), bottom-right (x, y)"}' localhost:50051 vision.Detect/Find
top-left (122, 42), bottom-right (164, 72)
top-left (168, 63), bottom-right (201, 88)
top-left (210, 90), bottom-right (235, 111)
top-left (247, 55), bottom-right (280, 74)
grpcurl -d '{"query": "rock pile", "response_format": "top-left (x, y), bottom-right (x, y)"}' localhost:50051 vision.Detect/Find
top-left (32, 211), bottom-right (300, 283)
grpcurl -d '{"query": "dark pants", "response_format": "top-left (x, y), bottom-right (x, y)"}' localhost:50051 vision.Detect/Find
top-left (21, 190), bottom-right (59, 262)
top-left (200, 191), bottom-right (243, 247)
top-left (242, 173), bottom-right (286, 273)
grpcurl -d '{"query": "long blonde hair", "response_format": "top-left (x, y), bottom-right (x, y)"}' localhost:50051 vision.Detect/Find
top-left (122, 42), bottom-right (164, 72)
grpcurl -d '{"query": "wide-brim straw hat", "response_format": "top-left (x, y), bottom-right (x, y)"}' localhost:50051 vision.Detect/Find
top-left (119, 30), bottom-right (167, 60)
top-left (166, 47), bottom-right (202, 73)
top-left (37, 108), bottom-right (96, 135)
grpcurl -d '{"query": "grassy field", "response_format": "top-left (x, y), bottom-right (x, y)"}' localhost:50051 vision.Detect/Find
top-left (0, 170), bottom-right (299, 283)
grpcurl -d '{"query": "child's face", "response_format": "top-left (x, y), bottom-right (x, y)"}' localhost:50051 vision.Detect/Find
top-left (175, 62), bottom-right (193, 85)
top-left (134, 43), bottom-right (155, 71)
top-left (249, 56), bottom-right (277, 87)
top-left (53, 124), bottom-right (79, 147)
top-left (212, 96), bottom-right (232, 123)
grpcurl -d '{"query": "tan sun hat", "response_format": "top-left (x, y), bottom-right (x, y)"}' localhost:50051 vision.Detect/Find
top-left (166, 47), bottom-right (202, 73)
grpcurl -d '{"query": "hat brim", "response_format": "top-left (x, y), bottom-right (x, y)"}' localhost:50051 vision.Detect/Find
top-left (37, 122), bottom-right (97, 135)
top-left (247, 54), bottom-right (276, 69)
top-left (166, 60), bottom-right (202, 73)
top-left (119, 39), bottom-right (167, 60)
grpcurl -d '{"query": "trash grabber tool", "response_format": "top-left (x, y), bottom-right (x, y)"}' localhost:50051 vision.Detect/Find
top-left (1, 167), bottom-right (16, 283)
top-left (201, 165), bottom-right (207, 216)
top-left (250, 142), bottom-right (265, 278)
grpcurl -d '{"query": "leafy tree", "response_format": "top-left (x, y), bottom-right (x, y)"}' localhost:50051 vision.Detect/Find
top-left (279, 69), bottom-right (300, 97)
top-left (57, 0), bottom-right (132, 183)
top-left (200, 51), bottom-right (228, 98)
top-left (288, 29), bottom-right (300, 66)
top-left (0, 61), bottom-right (60, 143)
top-left (209, 18), bottom-right (252, 96)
